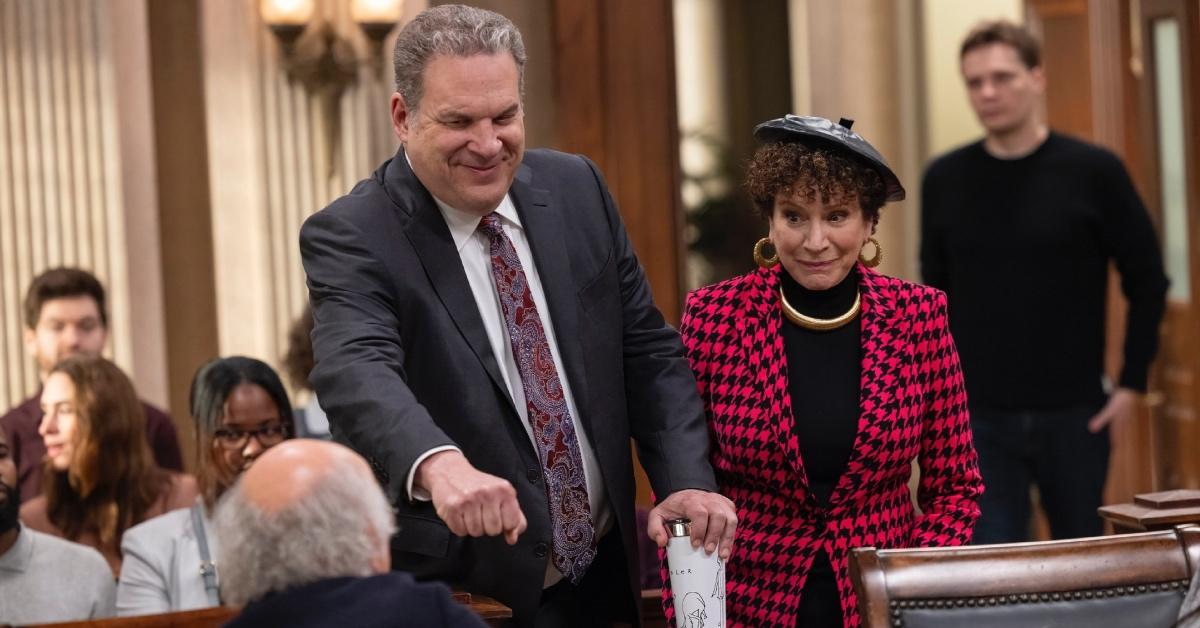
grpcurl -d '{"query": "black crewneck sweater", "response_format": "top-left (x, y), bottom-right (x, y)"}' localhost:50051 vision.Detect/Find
top-left (921, 132), bottom-right (1169, 410)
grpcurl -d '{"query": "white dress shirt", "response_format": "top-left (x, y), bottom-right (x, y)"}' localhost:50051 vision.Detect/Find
top-left (405, 191), bottom-right (612, 587)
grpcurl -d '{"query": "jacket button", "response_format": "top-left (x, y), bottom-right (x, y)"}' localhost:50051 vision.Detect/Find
top-left (534, 542), bottom-right (549, 558)
top-left (527, 469), bottom-right (540, 483)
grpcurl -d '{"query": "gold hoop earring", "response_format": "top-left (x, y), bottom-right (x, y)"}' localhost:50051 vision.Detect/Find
top-left (753, 237), bottom-right (779, 268)
top-left (859, 237), bottom-right (882, 268)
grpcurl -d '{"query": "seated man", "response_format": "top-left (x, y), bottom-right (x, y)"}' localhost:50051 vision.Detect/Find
top-left (0, 428), bottom-right (115, 623)
top-left (215, 440), bottom-right (488, 627)
top-left (0, 267), bottom-right (182, 502)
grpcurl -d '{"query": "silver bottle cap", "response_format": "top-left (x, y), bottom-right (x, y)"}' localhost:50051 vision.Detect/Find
top-left (666, 518), bottom-right (691, 538)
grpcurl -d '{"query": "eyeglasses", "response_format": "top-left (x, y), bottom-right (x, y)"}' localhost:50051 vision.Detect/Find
top-left (213, 423), bottom-right (289, 451)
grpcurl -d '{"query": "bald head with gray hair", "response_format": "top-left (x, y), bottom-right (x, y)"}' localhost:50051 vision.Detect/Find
top-left (392, 4), bottom-right (526, 113)
top-left (214, 440), bottom-right (396, 606)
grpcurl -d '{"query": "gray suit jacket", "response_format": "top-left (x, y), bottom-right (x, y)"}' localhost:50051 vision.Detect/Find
top-left (299, 149), bottom-right (717, 623)
top-left (116, 501), bottom-right (215, 616)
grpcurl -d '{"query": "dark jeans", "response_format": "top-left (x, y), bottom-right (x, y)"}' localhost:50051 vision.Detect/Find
top-left (970, 403), bottom-right (1110, 544)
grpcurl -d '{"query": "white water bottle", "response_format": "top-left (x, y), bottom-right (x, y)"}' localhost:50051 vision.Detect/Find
top-left (665, 518), bottom-right (726, 628)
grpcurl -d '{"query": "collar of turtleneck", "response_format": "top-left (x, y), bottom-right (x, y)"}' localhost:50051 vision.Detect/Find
top-left (779, 265), bottom-right (860, 320)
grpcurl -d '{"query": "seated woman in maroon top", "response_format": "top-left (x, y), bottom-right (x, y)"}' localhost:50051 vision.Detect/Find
top-left (19, 355), bottom-right (196, 577)
top-left (665, 116), bottom-right (984, 627)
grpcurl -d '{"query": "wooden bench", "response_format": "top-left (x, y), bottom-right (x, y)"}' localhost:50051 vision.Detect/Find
top-left (20, 592), bottom-right (513, 627)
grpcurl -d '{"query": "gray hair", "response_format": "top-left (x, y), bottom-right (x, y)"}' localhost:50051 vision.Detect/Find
top-left (392, 4), bottom-right (526, 112)
top-left (213, 457), bottom-right (396, 605)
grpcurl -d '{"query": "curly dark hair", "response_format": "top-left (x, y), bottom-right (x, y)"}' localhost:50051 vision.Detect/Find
top-left (745, 141), bottom-right (887, 225)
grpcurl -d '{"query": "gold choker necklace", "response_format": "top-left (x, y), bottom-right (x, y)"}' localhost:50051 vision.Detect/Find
top-left (779, 287), bottom-right (861, 331)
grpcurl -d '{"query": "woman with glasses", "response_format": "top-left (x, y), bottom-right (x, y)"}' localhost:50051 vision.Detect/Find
top-left (19, 355), bottom-right (198, 577)
top-left (115, 356), bottom-right (293, 616)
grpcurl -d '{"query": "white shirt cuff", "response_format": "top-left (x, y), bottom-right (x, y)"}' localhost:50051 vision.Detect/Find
top-left (406, 445), bottom-right (462, 502)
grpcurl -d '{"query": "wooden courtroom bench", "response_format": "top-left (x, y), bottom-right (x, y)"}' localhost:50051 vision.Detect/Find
top-left (16, 592), bottom-right (513, 628)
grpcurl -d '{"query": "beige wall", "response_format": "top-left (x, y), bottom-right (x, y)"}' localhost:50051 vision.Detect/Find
top-left (201, 0), bottom-right (427, 400)
top-left (0, 0), bottom-right (168, 409)
top-left (789, 0), bottom-right (923, 280)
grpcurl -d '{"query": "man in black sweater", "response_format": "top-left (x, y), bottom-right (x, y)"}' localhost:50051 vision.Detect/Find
top-left (921, 21), bottom-right (1168, 543)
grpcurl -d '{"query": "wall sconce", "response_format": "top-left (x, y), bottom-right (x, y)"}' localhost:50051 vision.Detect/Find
top-left (260, 0), bottom-right (403, 174)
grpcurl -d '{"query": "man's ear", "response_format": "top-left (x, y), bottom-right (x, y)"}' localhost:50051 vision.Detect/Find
top-left (390, 92), bottom-right (411, 142)
top-left (1030, 65), bottom-right (1047, 95)
top-left (23, 327), bottom-right (36, 357)
top-left (368, 533), bottom-right (391, 574)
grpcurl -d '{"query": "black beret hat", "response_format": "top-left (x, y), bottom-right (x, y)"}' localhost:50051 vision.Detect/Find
top-left (753, 114), bottom-right (906, 202)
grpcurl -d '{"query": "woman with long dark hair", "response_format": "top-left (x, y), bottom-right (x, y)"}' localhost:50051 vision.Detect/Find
top-left (116, 356), bottom-right (294, 615)
top-left (19, 355), bottom-right (196, 576)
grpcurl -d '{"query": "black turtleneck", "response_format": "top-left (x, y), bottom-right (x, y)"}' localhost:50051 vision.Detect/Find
top-left (780, 266), bottom-right (862, 505)
top-left (780, 265), bottom-right (862, 627)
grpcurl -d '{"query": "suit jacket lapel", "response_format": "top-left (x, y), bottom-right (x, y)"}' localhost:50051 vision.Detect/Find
top-left (386, 152), bottom-right (516, 411)
top-left (740, 268), bottom-right (811, 493)
top-left (828, 265), bottom-right (911, 508)
top-left (509, 168), bottom-right (593, 440)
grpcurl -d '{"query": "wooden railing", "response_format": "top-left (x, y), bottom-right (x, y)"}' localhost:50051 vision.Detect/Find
top-left (21, 593), bottom-right (513, 628)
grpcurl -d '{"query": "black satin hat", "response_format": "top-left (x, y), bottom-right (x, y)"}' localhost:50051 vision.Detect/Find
top-left (753, 114), bottom-right (906, 202)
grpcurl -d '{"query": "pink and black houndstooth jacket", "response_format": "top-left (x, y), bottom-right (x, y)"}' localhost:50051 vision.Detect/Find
top-left (667, 264), bottom-right (983, 627)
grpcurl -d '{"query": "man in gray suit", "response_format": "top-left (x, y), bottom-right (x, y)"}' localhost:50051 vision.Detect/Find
top-left (299, 5), bottom-right (736, 626)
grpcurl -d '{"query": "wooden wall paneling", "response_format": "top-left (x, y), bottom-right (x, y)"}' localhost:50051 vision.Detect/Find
top-left (147, 0), bottom-right (220, 462)
top-left (603, 0), bottom-right (684, 323)
top-left (550, 0), bottom-right (683, 324)
top-left (549, 1), bottom-right (607, 170)
top-left (1137, 0), bottom-right (1200, 490)
top-left (105, 0), bottom-right (172, 404)
top-left (1031, 0), bottom-right (1095, 140)
top-left (550, 0), bottom-right (684, 507)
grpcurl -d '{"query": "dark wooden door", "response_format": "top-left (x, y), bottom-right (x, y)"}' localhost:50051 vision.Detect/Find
top-left (1136, 0), bottom-right (1200, 491)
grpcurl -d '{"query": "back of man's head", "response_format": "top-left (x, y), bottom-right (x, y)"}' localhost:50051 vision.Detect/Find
top-left (960, 20), bottom-right (1041, 70)
top-left (214, 440), bottom-right (395, 605)
top-left (23, 267), bottom-right (108, 330)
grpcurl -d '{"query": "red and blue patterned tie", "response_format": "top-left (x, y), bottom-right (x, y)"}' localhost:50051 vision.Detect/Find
top-left (478, 213), bottom-right (596, 583)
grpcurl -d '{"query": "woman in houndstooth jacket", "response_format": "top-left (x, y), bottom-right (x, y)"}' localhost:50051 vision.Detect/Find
top-left (666, 116), bottom-right (983, 627)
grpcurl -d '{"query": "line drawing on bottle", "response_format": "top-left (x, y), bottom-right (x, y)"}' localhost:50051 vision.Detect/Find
top-left (711, 556), bottom-right (725, 626)
top-left (682, 591), bottom-right (707, 628)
